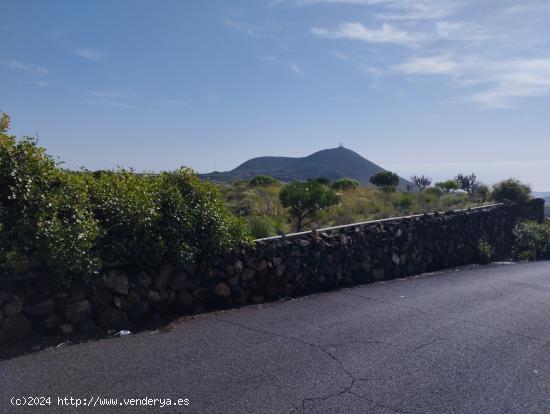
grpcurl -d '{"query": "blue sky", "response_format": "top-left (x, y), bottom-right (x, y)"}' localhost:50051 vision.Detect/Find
top-left (2, 0), bottom-right (550, 190)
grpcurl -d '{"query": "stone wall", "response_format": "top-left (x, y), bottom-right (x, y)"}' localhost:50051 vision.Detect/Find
top-left (0, 199), bottom-right (544, 343)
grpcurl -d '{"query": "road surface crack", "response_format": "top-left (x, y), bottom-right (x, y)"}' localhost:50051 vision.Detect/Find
top-left (215, 318), bottom-right (417, 414)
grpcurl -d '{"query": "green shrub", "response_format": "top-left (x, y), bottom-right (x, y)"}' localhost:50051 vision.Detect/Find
top-left (513, 221), bottom-right (550, 261)
top-left (0, 113), bottom-right (251, 282)
top-left (248, 216), bottom-right (277, 239)
top-left (331, 178), bottom-right (360, 191)
top-left (424, 187), bottom-right (443, 197)
top-left (86, 170), bottom-right (164, 267)
top-left (492, 179), bottom-right (531, 203)
top-left (392, 193), bottom-right (413, 212)
top-left (249, 175), bottom-right (278, 187)
top-left (477, 240), bottom-right (493, 265)
top-left (437, 192), bottom-right (470, 211)
top-left (0, 120), bottom-right (100, 281)
top-left (163, 168), bottom-right (252, 259)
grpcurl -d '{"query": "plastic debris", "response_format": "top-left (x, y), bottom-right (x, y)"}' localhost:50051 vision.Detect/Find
top-left (113, 330), bottom-right (132, 337)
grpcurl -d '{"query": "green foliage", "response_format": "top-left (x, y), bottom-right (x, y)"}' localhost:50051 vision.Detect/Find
top-left (0, 122), bottom-right (100, 281)
top-left (247, 216), bottom-right (285, 239)
top-left (331, 178), bottom-right (360, 191)
top-left (477, 240), bottom-right (493, 265)
top-left (86, 170), bottom-right (165, 266)
top-left (475, 184), bottom-right (490, 206)
top-left (491, 179), bottom-right (531, 203)
top-left (370, 171), bottom-right (399, 192)
top-left (280, 180), bottom-right (340, 232)
top-left (410, 175), bottom-right (432, 192)
top-left (0, 114), bottom-right (251, 282)
top-left (249, 175), bottom-right (278, 187)
top-left (435, 180), bottom-right (459, 193)
top-left (440, 192), bottom-right (467, 209)
top-left (513, 221), bottom-right (550, 261)
top-left (392, 193), bottom-right (413, 212)
top-left (221, 176), bottom-right (479, 237)
top-left (162, 168), bottom-right (251, 258)
top-left (424, 187), bottom-right (443, 197)
top-left (233, 179), bottom-right (249, 188)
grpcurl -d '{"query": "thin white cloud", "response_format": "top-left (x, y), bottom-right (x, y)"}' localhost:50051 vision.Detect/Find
top-left (331, 50), bottom-right (350, 61)
top-left (435, 21), bottom-right (491, 42)
top-left (75, 48), bottom-right (108, 61)
top-left (312, 22), bottom-right (423, 46)
top-left (395, 54), bottom-right (460, 75)
top-left (83, 90), bottom-right (134, 108)
top-left (255, 55), bottom-right (280, 65)
top-left (88, 90), bottom-right (135, 99)
top-left (280, 0), bottom-right (457, 20)
top-left (2, 59), bottom-right (48, 75)
top-left (395, 55), bottom-right (550, 108)
top-left (82, 98), bottom-right (132, 109)
top-left (289, 61), bottom-right (304, 75)
top-left (222, 17), bottom-right (257, 37)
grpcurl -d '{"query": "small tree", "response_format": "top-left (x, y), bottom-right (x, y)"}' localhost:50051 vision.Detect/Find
top-left (331, 178), bottom-right (360, 191)
top-left (370, 171), bottom-right (400, 192)
top-left (435, 180), bottom-right (459, 193)
top-left (249, 175), bottom-right (278, 187)
top-left (492, 179), bottom-right (531, 203)
top-left (475, 184), bottom-right (490, 206)
top-left (456, 173), bottom-right (479, 195)
top-left (411, 175), bottom-right (432, 192)
top-left (279, 180), bottom-right (340, 232)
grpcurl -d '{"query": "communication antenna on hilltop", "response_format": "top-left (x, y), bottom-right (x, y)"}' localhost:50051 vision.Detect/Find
top-left (338, 141), bottom-right (344, 149)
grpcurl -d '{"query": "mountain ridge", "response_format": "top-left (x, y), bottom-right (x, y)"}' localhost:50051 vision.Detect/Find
top-left (201, 147), bottom-right (412, 188)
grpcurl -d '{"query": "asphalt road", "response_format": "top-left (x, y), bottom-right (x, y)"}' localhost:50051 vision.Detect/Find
top-left (2, 261), bottom-right (550, 414)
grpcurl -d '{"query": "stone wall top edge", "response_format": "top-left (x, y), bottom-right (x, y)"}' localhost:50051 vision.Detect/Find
top-left (255, 202), bottom-right (508, 243)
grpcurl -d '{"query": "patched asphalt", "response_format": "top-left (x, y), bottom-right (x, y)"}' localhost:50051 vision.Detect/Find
top-left (1, 261), bottom-right (550, 413)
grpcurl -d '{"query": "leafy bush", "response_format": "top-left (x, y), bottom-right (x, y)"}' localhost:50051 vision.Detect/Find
top-left (477, 240), bottom-right (493, 265)
top-left (331, 178), bottom-right (360, 191)
top-left (475, 184), bottom-right (490, 206)
top-left (0, 114), bottom-right (251, 282)
top-left (0, 117), bottom-right (100, 281)
top-left (86, 170), bottom-right (165, 267)
top-left (492, 179), bottom-right (531, 203)
top-left (163, 168), bottom-right (251, 259)
top-left (248, 216), bottom-right (279, 239)
top-left (392, 193), bottom-right (413, 211)
top-left (249, 175), bottom-right (278, 187)
top-left (513, 221), bottom-right (550, 261)
top-left (424, 187), bottom-right (443, 197)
